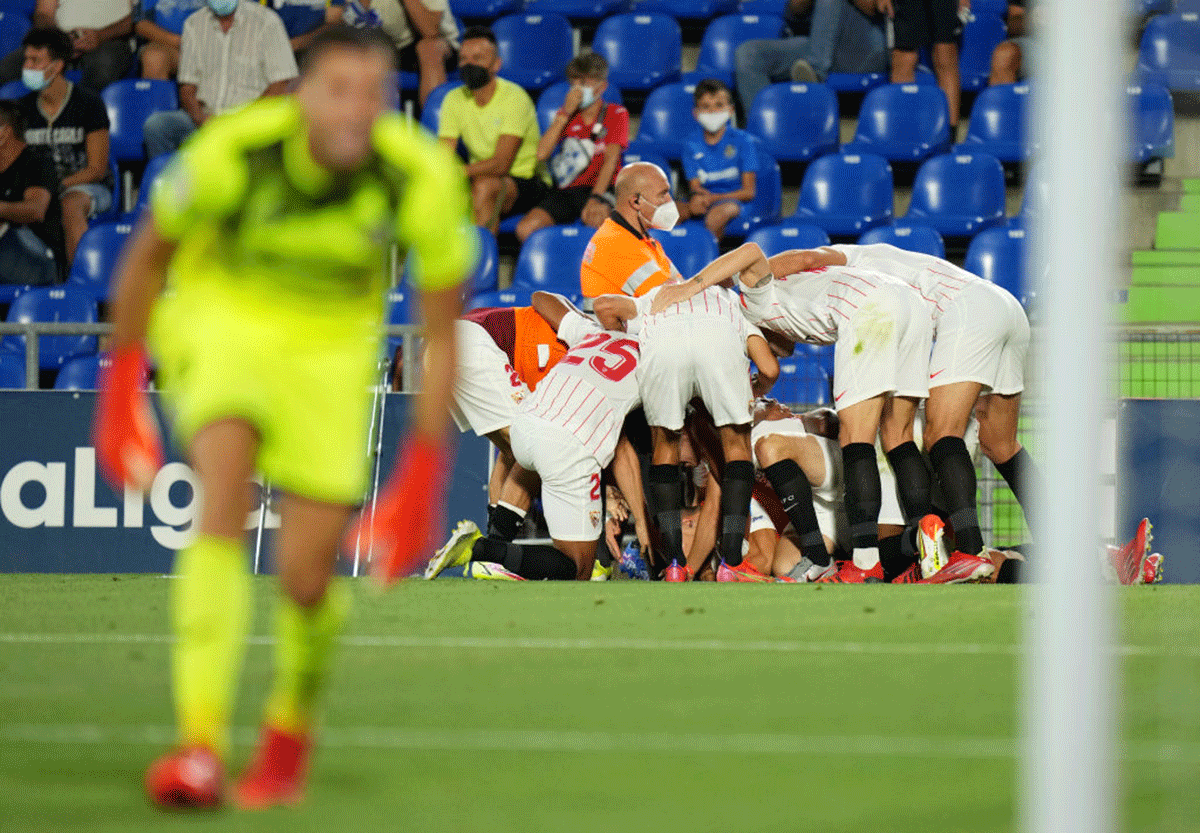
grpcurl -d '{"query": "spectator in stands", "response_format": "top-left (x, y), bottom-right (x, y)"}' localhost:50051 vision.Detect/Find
top-left (680, 79), bottom-right (756, 242)
top-left (437, 26), bottom-right (545, 235)
top-left (988, 1), bottom-right (1031, 86)
top-left (142, 0), bottom-right (297, 159)
top-left (0, 1), bottom-right (135, 95)
top-left (18, 28), bottom-right (112, 266)
top-left (342, 0), bottom-right (459, 108)
top-left (515, 52), bottom-right (627, 244)
top-left (735, 0), bottom-right (887, 115)
top-left (0, 101), bottom-right (64, 285)
top-left (880, 0), bottom-right (963, 128)
top-left (269, 0), bottom-right (344, 61)
top-left (135, 0), bottom-right (206, 80)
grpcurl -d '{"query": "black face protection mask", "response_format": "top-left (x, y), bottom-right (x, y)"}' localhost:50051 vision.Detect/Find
top-left (460, 64), bottom-right (492, 91)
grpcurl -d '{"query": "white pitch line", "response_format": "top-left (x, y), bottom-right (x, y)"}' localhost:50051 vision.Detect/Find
top-left (0, 632), bottom-right (1194, 657)
top-left (3, 723), bottom-right (1198, 765)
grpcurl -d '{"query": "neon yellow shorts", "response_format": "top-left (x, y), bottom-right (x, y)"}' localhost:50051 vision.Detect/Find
top-left (149, 278), bottom-right (383, 505)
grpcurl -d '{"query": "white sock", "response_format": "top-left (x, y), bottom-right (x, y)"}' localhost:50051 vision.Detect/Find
top-left (852, 547), bottom-right (880, 570)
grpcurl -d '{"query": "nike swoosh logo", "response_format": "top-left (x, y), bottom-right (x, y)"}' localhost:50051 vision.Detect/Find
top-left (930, 369), bottom-right (945, 378)
top-left (834, 391), bottom-right (845, 402)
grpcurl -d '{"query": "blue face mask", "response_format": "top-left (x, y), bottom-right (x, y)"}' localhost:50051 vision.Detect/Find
top-left (208, 0), bottom-right (238, 16)
top-left (21, 68), bottom-right (50, 92)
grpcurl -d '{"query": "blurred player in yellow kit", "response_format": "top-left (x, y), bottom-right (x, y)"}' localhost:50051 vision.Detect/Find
top-left (93, 25), bottom-right (475, 810)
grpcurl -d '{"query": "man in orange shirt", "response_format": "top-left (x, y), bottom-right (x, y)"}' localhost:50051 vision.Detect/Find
top-left (580, 161), bottom-right (683, 302)
top-left (450, 302), bottom-right (568, 542)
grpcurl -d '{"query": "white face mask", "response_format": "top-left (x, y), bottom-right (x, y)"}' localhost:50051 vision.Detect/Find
top-left (696, 110), bottom-right (730, 133)
top-left (640, 194), bottom-right (679, 231)
top-left (578, 85), bottom-right (596, 109)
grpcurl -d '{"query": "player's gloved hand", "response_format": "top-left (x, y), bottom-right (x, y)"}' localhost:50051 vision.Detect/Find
top-left (94, 344), bottom-right (164, 492)
top-left (346, 433), bottom-right (451, 588)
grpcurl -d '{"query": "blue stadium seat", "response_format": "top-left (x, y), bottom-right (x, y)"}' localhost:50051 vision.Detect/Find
top-left (736, 0), bottom-right (789, 13)
top-left (682, 12), bottom-right (785, 88)
top-left (633, 0), bottom-right (738, 18)
top-left (965, 225), bottom-right (1028, 305)
top-left (0, 350), bottom-right (25, 389)
top-left (799, 342), bottom-right (834, 376)
top-left (904, 152), bottom-right (1006, 237)
top-left (0, 78), bottom-right (29, 99)
top-left (842, 83), bottom-right (952, 162)
top-left (2, 286), bottom-right (98, 370)
top-left (649, 221), bottom-right (718, 277)
top-left (450, 0), bottom-right (524, 16)
top-left (634, 82), bottom-right (696, 161)
top-left (0, 10), bottom-right (30, 61)
top-left (958, 12), bottom-right (1008, 92)
top-left (520, 0), bottom-right (627, 19)
top-left (420, 80), bottom-right (462, 134)
top-left (68, 221), bottom-right (133, 301)
top-left (469, 226), bottom-right (500, 296)
top-left (725, 135), bottom-right (781, 237)
top-left (101, 80), bottom-right (180, 163)
top-left (512, 225), bottom-right (596, 291)
top-left (467, 286), bottom-right (586, 311)
top-left (954, 83), bottom-right (1031, 163)
top-left (0, 0), bottom-right (37, 14)
top-left (494, 12), bottom-right (574, 92)
top-left (1175, 0), bottom-right (1200, 13)
top-left (592, 13), bottom-right (682, 92)
top-left (969, 0), bottom-right (1009, 13)
top-left (621, 141), bottom-right (672, 176)
top-left (857, 224), bottom-right (945, 258)
top-left (535, 80), bottom-right (624, 132)
top-left (746, 82), bottom-right (839, 163)
top-left (792, 151), bottom-right (893, 236)
top-left (1138, 13), bottom-right (1200, 91)
top-left (123, 152), bottom-right (173, 220)
top-left (747, 222), bottom-right (831, 255)
top-left (824, 72), bottom-right (887, 93)
top-left (771, 355), bottom-right (831, 406)
top-left (54, 352), bottom-right (110, 390)
top-left (1129, 82), bottom-right (1175, 163)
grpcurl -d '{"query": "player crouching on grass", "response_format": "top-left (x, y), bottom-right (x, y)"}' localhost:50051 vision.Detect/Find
top-left (94, 26), bottom-right (475, 810)
top-left (426, 291), bottom-right (651, 581)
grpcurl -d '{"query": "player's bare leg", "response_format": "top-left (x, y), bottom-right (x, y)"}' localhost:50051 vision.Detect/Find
top-left (553, 538), bottom-right (600, 581)
top-left (145, 418), bottom-right (258, 809)
top-left (484, 427), bottom-right (514, 505)
top-left (235, 493), bottom-right (354, 810)
top-left (976, 390), bottom-right (1039, 531)
top-left (487, 462), bottom-right (539, 542)
top-left (924, 381), bottom-right (988, 557)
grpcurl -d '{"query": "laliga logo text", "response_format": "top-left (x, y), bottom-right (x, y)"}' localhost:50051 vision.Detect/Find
top-left (0, 448), bottom-right (279, 549)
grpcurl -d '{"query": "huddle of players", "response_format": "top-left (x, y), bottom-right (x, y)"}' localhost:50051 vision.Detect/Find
top-left (431, 171), bottom-right (1038, 585)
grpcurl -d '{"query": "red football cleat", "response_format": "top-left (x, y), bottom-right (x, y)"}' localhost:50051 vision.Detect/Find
top-left (1108, 518), bottom-right (1153, 585)
top-left (233, 725), bottom-right (311, 811)
top-left (917, 552), bottom-right (995, 584)
top-left (891, 562), bottom-right (922, 583)
top-left (144, 746), bottom-right (223, 810)
top-left (816, 560), bottom-right (885, 583)
top-left (716, 559), bottom-right (772, 582)
top-left (663, 560), bottom-right (690, 582)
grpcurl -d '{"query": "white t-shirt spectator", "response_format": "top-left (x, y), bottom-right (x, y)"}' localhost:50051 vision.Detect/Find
top-left (350, 0), bottom-right (459, 51)
top-left (178, 0), bottom-right (298, 117)
top-left (55, 0), bottom-right (133, 31)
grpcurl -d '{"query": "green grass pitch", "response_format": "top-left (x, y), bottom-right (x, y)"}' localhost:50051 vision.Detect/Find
top-left (1, 576), bottom-right (1198, 833)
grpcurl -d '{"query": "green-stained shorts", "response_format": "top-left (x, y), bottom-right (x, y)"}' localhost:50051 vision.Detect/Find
top-left (149, 278), bottom-right (383, 505)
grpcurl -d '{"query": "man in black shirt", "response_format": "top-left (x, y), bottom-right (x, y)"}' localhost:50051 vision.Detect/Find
top-left (18, 27), bottom-right (112, 265)
top-left (0, 100), bottom-right (64, 285)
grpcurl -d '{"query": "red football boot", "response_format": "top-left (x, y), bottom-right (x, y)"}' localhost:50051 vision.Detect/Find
top-left (233, 725), bottom-right (311, 810)
top-left (145, 746), bottom-right (223, 810)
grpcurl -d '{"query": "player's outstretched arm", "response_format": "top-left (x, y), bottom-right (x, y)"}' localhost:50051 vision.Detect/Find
top-left (93, 216), bottom-right (176, 490)
top-left (766, 246), bottom-right (844, 278)
top-left (593, 294), bottom-right (638, 331)
top-left (530, 290), bottom-right (581, 333)
top-left (648, 241), bottom-right (771, 314)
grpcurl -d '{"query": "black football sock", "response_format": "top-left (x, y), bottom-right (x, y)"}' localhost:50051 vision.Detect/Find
top-left (763, 459), bottom-right (830, 566)
top-left (471, 537), bottom-right (577, 580)
top-left (842, 443), bottom-right (882, 552)
top-left (718, 460), bottom-right (755, 567)
top-left (928, 436), bottom-right (984, 556)
top-left (994, 447), bottom-right (1040, 532)
top-left (647, 464), bottom-right (685, 566)
top-left (879, 534), bottom-right (914, 581)
top-left (486, 502), bottom-right (525, 542)
top-left (885, 441), bottom-right (932, 523)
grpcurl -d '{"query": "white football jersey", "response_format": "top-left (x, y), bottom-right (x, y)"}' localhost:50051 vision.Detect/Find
top-left (749, 264), bottom-right (912, 345)
top-left (831, 243), bottom-right (979, 325)
top-left (637, 284), bottom-right (763, 350)
top-left (519, 312), bottom-right (642, 467)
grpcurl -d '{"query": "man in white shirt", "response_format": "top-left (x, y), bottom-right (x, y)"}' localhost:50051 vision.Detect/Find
top-left (342, 0), bottom-right (459, 108)
top-left (0, 0), bottom-right (134, 93)
top-left (142, 0), bottom-right (297, 159)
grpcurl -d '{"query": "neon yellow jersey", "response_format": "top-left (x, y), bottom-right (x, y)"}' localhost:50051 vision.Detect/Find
top-left (151, 96), bottom-right (476, 307)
